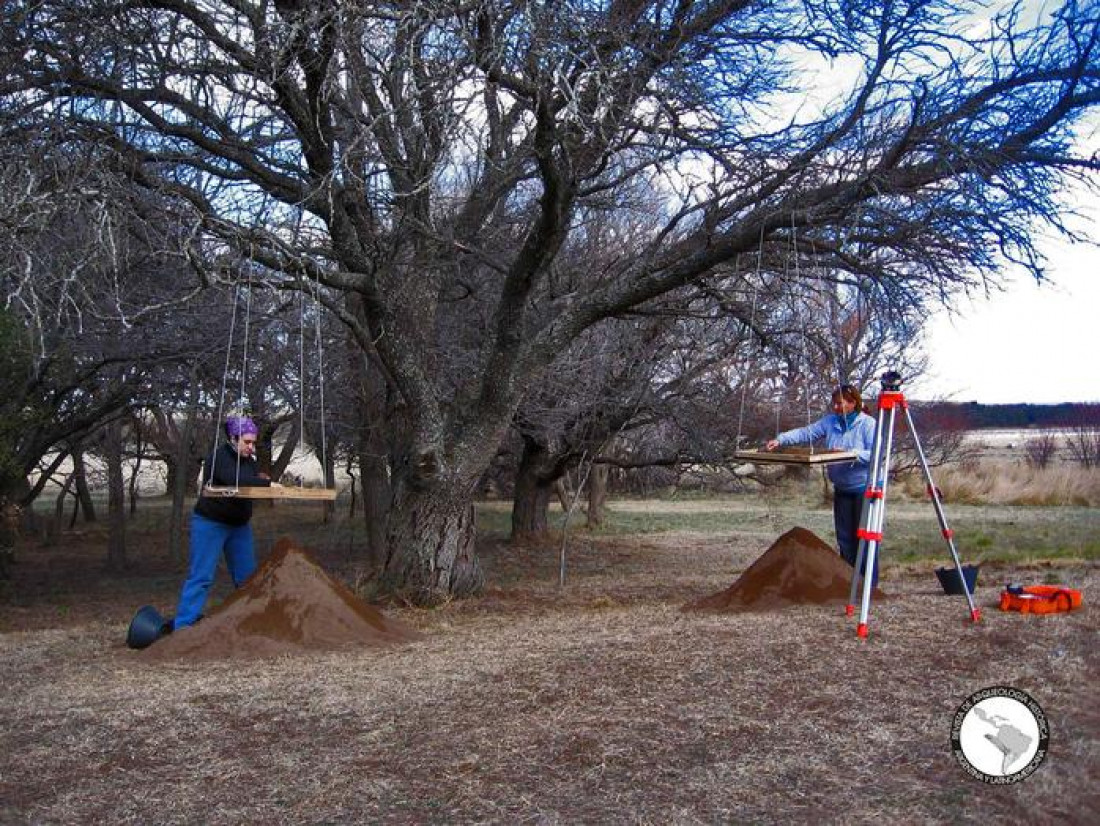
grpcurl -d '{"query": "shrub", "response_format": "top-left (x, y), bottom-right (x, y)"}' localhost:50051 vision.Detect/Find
top-left (1023, 431), bottom-right (1059, 469)
top-left (1065, 427), bottom-right (1100, 469)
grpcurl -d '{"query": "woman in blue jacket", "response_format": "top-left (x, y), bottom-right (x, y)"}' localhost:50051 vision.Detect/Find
top-left (765, 384), bottom-right (879, 583)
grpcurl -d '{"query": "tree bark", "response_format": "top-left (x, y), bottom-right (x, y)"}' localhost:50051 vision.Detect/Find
top-left (359, 441), bottom-right (390, 569)
top-left (350, 315), bottom-right (391, 570)
top-left (380, 482), bottom-right (484, 605)
top-left (511, 439), bottom-right (556, 539)
top-left (510, 436), bottom-right (567, 540)
top-left (104, 420), bottom-right (127, 571)
top-left (586, 463), bottom-right (609, 528)
top-left (512, 471), bottom-right (553, 538)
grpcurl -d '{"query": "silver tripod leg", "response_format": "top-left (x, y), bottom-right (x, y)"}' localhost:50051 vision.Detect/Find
top-left (848, 404), bottom-right (889, 615)
top-left (846, 494), bottom-right (875, 615)
top-left (857, 405), bottom-right (897, 638)
top-left (901, 406), bottom-right (981, 623)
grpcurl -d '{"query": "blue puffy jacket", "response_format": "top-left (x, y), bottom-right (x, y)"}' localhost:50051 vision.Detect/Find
top-left (776, 412), bottom-right (877, 493)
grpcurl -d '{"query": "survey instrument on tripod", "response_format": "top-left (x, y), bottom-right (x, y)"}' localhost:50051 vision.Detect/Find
top-left (848, 370), bottom-right (981, 638)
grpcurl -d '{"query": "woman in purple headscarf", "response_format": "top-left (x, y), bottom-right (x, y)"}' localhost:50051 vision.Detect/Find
top-left (171, 415), bottom-right (278, 629)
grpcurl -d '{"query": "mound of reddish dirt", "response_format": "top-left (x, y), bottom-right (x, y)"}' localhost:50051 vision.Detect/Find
top-left (143, 538), bottom-right (420, 661)
top-left (685, 526), bottom-right (884, 612)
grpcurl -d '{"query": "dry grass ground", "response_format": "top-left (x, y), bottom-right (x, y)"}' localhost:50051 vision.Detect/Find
top-left (1, 492), bottom-right (1097, 825)
top-left (908, 461), bottom-right (1100, 507)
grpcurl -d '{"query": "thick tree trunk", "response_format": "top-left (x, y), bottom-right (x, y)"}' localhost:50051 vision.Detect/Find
top-left (350, 315), bottom-right (393, 570)
top-left (511, 464), bottom-right (554, 539)
top-left (380, 483), bottom-right (484, 605)
top-left (360, 449), bottom-right (390, 567)
top-left (510, 436), bottom-right (560, 540)
top-left (104, 420), bottom-right (127, 571)
top-left (586, 463), bottom-right (609, 528)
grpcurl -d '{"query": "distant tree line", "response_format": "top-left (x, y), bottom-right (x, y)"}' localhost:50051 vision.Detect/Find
top-left (915, 402), bottom-right (1100, 430)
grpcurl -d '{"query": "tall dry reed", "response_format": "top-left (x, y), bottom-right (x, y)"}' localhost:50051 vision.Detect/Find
top-left (901, 460), bottom-right (1100, 506)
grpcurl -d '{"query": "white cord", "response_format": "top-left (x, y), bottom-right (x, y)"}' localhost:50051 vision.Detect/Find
top-left (235, 274), bottom-right (253, 489)
top-left (311, 279), bottom-right (329, 487)
top-left (790, 217), bottom-right (814, 452)
top-left (299, 286), bottom-right (306, 487)
top-left (210, 280), bottom-right (241, 488)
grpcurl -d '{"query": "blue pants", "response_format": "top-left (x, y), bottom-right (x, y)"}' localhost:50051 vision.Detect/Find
top-left (173, 513), bottom-right (256, 629)
top-left (834, 489), bottom-right (878, 586)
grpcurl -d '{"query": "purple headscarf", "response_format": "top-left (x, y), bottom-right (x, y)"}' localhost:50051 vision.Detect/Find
top-left (224, 415), bottom-right (259, 439)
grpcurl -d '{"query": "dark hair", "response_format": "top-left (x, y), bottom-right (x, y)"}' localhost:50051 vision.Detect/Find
top-left (831, 384), bottom-right (866, 413)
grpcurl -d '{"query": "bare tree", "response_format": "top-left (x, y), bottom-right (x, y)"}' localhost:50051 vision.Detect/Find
top-left (509, 316), bottom-right (661, 538)
top-left (0, 135), bottom-right (221, 519)
top-left (506, 226), bottom-right (941, 535)
top-left (1065, 424), bottom-right (1100, 468)
top-left (1024, 430), bottom-right (1060, 469)
top-left (5, 0), bottom-right (1099, 603)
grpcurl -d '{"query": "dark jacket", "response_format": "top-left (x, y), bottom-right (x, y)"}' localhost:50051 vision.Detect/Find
top-left (194, 443), bottom-right (271, 526)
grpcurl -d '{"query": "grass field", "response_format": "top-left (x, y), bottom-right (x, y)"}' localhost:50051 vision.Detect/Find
top-left (478, 494), bottom-right (1100, 567)
top-left (1, 476), bottom-right (1097, 824)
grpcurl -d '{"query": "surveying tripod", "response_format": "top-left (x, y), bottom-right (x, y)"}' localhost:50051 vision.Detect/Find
top-left (847, 371), bottom-right (981, 638)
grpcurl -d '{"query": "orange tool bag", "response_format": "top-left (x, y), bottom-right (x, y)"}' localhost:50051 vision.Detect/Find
top-left (999, 584), bottom-right (1083, 615)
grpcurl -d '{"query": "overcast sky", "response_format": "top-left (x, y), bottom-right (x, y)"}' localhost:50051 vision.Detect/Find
top-left (784, 2), bottom-right (1100, 407)
top-left (908, 203), bottom-right (1100, 405)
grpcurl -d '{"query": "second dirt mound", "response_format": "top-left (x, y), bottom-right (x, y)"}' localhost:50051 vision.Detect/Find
top-left (686, 526), bottom-right (883, 612)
